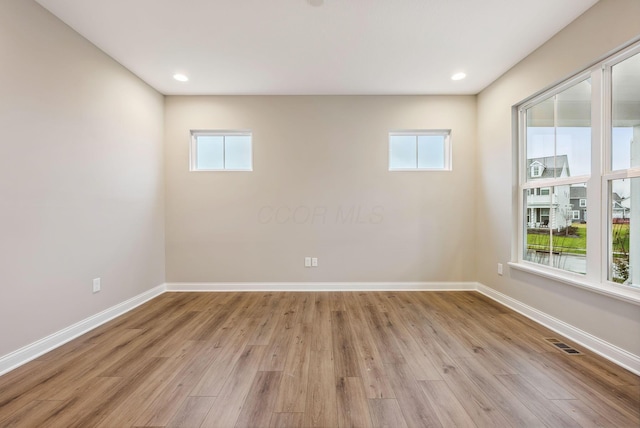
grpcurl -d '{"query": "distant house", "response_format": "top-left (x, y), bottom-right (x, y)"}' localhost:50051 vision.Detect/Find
top-left (527, 155), bottom-right (570, 180)
top-left (570, 186), bottom-right (587, 222)
top-left (526, 155), bottom-right (573, 230)
top-left (612, 192), bottom-right (631, 222)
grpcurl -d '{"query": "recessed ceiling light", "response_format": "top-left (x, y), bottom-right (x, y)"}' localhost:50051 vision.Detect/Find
top-left (173, 73), bottom-right (189, 82)
top-left (307, 0), bottom-right (324, 6)
top-left (451, 72), bottom-right (466, 81)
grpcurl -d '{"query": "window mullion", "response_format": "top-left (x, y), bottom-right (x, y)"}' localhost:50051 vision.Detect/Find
top-left (587, 68), bottom-right (603, 284)
top-left (550, 97), bottom-right (558, 263)
top-left (222, 136), bottom-right (226, 169)
top-left (522, 176), bottom-right (591, 189)
top-left (517, 109), bottom-right (526, 262)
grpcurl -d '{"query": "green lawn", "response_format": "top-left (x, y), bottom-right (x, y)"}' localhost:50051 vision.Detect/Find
top-left (611, 223), bottom-right (631, 255)
top-left (527, 223), bottom-right (630, 256)
top-left (527, 223), bottom-right (587, 255)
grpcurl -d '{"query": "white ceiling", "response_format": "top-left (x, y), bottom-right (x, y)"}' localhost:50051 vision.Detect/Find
top-left (35, 0), bottom-right (599, 95)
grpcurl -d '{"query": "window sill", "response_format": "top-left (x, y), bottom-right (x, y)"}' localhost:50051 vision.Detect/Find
top-left (508, 262), bottom-right (640, 306)
top-left (388, 168), bottom-right (452, 172)
top-left (190, 169), bottom-right (253, 172)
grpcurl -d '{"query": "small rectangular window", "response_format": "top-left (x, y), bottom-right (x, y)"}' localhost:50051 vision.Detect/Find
top-left (389, 130), bottom-right (451, 171)
top-left (190, 131), bottom-right (252, 171)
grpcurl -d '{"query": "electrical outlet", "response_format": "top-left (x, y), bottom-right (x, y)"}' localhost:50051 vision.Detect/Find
top-left (312, 257), bottom-right (318, 267)
top-left (497, 263), bottom-right (503, 276)
top-left (93, 278), bottom-right (101, 293)
top-left (305, 257), bottom-right (311, 267)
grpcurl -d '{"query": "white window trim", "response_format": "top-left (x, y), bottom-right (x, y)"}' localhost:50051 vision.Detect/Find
top-left (190, 130), bottom-right (253, 172)
top-left (579, 199), bottom-right (587, 207)
top-left (513, 39), bottom-right (640, 305)
top-left (388, 130), bottom-right (452, 171)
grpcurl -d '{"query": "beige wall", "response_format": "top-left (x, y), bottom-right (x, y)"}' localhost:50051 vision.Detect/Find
top-left (0, 0), bottom-right (165, 356)
top-left (476, 0), bottom-right (640, 356)
top-left (165, 96), bottom-right (476, 283)
top-left (3, 0), bottom-right (639, 367)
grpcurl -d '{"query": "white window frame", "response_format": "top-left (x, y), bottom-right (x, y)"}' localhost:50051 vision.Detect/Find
top-left (579, 199), bottom-right (587, 208)
top-left (190, 130), bottom-right (253, 171)
top-left (572, 210), bottom-right (581, 220)
top-left (388, 130), bottom-right (452, 171)
top-left (512, 40), bottom-right (640, 305)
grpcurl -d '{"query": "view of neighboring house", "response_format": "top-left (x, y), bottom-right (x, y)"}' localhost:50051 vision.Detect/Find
top-left (527, 155), bottom-right (571, 180)
top-left (526, 155), bottom-right (573, 230)
top-left (570, 186), bottom-right (587, 223)
top-left (612, 192), bottom-right (631, 222)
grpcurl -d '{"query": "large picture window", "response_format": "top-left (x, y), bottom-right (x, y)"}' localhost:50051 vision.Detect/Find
top-left (516, 41), bottom-right (640, 297)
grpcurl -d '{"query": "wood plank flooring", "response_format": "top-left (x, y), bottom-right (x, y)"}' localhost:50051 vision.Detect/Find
top-left (0, 291), bottom-right (638, 427)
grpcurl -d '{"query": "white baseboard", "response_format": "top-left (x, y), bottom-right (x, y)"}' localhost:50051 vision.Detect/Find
top-left (476, 282), bottom-right (640, 376)
top-left (3, 281), bottom-right (637, 378)
top-left (0, 284), bottom-right (166, 376)
top-left (166, 281), bottom-right (478, 292)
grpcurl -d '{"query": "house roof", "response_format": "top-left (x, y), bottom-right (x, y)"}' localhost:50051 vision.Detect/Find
top-left (611, 193), bottom-right (631, 208)
top-left (527, 155), bottom-right (570, 179)
top-left (613, 200), bottom-right (630, 211)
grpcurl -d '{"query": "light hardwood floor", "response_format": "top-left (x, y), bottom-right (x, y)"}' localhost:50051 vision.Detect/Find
top-left (0, 291), bottom-right (638, 427)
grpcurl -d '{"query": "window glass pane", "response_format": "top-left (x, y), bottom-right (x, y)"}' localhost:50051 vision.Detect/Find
top-left (390, 135), bottom-right (416, 169)
top-left (525, 189), bottom-right (552, 265)
top-left (556, 80), bottom-right (591, 176)
top-left (610, 177), bottom-right (639, 287)
top-left (417, 135), bottom-right (445, 169)
top-left (525, 184), bottom-right (587, 274)
top-left (526, 97), bottom-right (555, 182)
top-left (526, 79), bottom-right (591, 181)
top-left (612, 52), bottom-right (640, 170)
top-left (225, 135), bottom-right (252, 170)
top-left (196, 135), bottom-right (224, 170)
